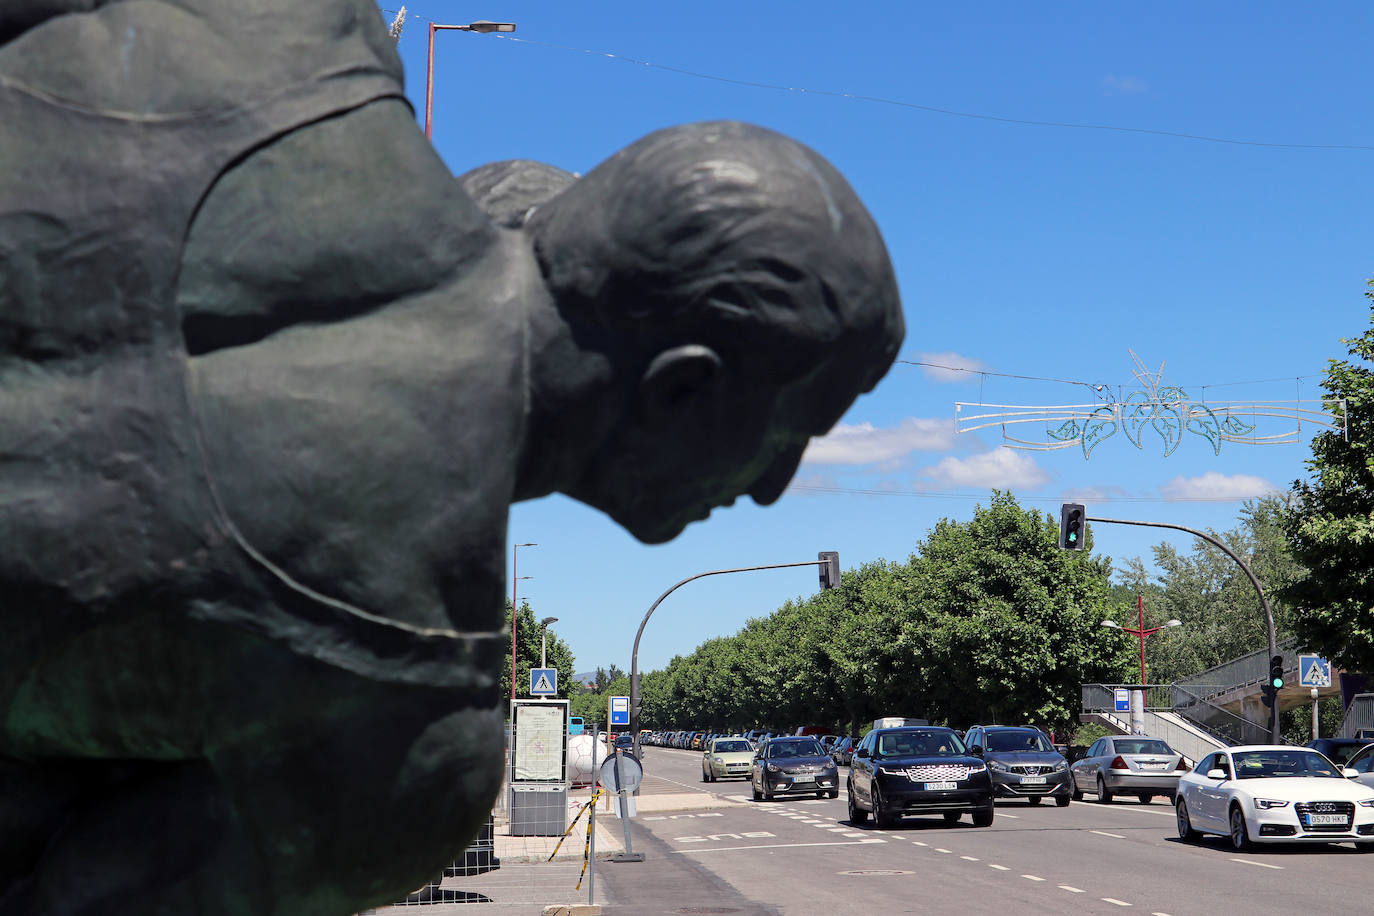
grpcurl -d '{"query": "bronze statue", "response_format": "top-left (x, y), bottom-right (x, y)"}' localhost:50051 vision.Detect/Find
top-left (0, 1), bottom-right (904, 912)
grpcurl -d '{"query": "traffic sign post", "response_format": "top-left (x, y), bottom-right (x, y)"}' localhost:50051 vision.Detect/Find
top-left (601, 750), bottom-right (645, 862)
top-left (1114, 687), bottom-right (1129, 713)
top-left (609, 695), bottom-right (630, 727)
top-left (529, 667), bottom-right (558, 696)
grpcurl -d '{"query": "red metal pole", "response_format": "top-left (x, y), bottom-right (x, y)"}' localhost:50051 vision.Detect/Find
top-left (424, 23), bottom-right (436, 141)
top-left (1138, 595), bottom-right (1146, 686)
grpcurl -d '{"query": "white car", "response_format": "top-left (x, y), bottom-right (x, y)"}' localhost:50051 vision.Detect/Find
top-left (1175, 745), bottom-right (1374, 851)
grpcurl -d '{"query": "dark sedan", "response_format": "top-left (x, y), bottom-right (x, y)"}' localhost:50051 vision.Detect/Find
top-left (847, 727), bottom-right (994, 828)
top-left (751, 737), bottom-right (840, 800)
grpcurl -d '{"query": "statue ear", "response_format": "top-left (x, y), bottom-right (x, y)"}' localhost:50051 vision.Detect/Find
top-left (640, 345), bottom-right (725, 420)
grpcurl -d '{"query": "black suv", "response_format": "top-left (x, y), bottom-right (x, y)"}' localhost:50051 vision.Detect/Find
top-left (847, 727), bottom-right (994, 827)
top-left (964, 725), bottom-right (1071, 805)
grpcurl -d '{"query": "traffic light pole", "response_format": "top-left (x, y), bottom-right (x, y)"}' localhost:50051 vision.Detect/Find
top-left (628, 558), bottom-right (836, 766)
top-left (1086, 514), bottom-right (1280, 743)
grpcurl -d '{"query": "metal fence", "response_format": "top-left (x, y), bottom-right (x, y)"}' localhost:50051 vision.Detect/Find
top-left (1340, 694), bottom-right (1374, 739)
top-left (362, 721), bottom-right (613, 912)
top-left (1080, 683), bottom-right (1266, 749)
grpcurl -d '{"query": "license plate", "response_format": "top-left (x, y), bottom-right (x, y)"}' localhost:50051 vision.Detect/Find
top-left (925, 781), bottom-right (957, 791)
top-left (1306, 814), bottom-right (1346, 826)
top-left (1139, 763), bottom-right (1168, 770)
top-left (791, 774), bottom-right (814, 782)
top-left (1021, 776), bottom-right (1047, 785)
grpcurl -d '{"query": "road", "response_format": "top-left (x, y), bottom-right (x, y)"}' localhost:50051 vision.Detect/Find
top-left (597, 746), bottom-right (1374, 914)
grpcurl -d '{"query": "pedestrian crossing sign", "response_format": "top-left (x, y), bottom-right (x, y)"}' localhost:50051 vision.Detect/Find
top-left (529, 667), bottom-right (558, 695)
top-left (1299, 655), bottom-right (1332, 688)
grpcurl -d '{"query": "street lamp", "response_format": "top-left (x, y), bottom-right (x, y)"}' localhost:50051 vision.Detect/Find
top-left (424, 20), bottom-right (517, 141)
top-left (539, 616), bottom-right (558, 669)
top-left (1101, 596), bottom-right (1182, 686)
top-left (511, 542), bottom-right (537, 700)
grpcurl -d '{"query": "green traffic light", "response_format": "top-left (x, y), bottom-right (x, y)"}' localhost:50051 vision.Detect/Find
top-left (1272, 677), bottom-right (1284, 689)
top-left (1068, 532), bottom-right (1077, 543)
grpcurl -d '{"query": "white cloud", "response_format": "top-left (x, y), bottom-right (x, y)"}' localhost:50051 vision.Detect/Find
top-left (913, 351), bottom-right (989, 383)
top-left (1159, 472), bottom-right (1279, 500)
top-left (1103, 73), bottom-right (1148, 94)
top-left (919, 447), bottom-right (1051, 489)
top-left (803, 418), bottom-right (955, 466)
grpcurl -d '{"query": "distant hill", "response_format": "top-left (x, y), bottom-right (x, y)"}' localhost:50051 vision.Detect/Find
top-left (573, 671), bottom-right (599, 687)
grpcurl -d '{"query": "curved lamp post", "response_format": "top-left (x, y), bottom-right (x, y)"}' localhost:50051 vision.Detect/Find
top-left (539, 616), bottom-right (559, 669)
top-left (1101, 596), bottom-right (1182, 686)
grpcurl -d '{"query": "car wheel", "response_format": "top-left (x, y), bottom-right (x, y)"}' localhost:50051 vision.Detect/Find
top-left (828, 788), bottom-right (839, 799)
top-left (1026, 795), bottom-right (1042, 806)
top-left (763, 778), bottom-right (774, 802)
top-left (752, 777), bottom-right (762, 802)
top-left (1176, 798), bottom-right (1198, 841)
top-left (943, 811), bottom-right (961, 824)
top-left (1096, 776), bottom-right (1113, 804)
top-left (1358, 842), bottom-right (1374, 854)
top-left (701, 768), bottom-right (709, 783)
top-left (873, 784), bottom-right (897, 828)
top-left (1229, 805), bottom-right (1252, 851)
top-left (1071, 784), bottom-right (1083, 802)
top-left (1055, 793), bottom-right (1070, 807)
top-left (847, 783), bottom-right (869, 825)
top-left (972, 805), bottom-right (994, 828)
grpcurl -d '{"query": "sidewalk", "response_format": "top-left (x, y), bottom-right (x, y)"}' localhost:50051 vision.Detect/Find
top-left (494, 786), bottom-right (747, 863)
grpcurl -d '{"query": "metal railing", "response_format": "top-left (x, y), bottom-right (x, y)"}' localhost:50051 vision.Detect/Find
top-left (1340, 694), bottom-right (1374, 739)
top-left (1081, 684), bottom-right (1175, 712)
top-left (1168, 683), bottom-right (1271, 746)
top-left (1172, 636), bottom-right (1302, 699)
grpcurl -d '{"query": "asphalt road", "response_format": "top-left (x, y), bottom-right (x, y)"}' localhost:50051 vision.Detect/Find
top-left (597, 746), bottom-right (1374, 915)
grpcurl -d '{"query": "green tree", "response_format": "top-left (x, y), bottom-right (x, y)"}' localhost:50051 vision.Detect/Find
top-left (1281, 290), bottom-right (1374, 673)
top-left (499, 601), bottom-right (576, 702)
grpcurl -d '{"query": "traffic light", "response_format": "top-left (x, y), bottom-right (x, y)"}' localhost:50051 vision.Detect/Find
top-left (818, 551), bottom-right (841, 590)
top-left (1059, 503), bottom-right (1086, 550)
top-left (1262, 655), bottom-right (1284, 709)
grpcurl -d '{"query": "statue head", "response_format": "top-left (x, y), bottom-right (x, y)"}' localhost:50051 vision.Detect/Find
top-left (524, 121), bottom-right (905, 542)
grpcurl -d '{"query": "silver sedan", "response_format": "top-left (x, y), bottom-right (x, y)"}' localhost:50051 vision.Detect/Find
top-left (1070, 735), bottom-right (1189, 803)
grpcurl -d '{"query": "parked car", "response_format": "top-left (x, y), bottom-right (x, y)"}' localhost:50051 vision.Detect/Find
top-left (1069, 735), bottom-right (1189, 804)
top-left (847, 726), bottom-right (993, 828)
top-left (1307, 738), bottom-right (1374, 768)
top-left (1175, 745), bottom-right (1374, 850)
top-left (964, 725), bottom-right (1071, 806)
top-left (1338, 743), bottom-right (1374, 790)
top-left (703, 736), bottom-right (754, 781)
top-left (751, 736), bottom-right (839, 800)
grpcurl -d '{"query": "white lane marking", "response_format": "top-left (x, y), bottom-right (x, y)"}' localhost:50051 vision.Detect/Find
top-left (841, 832), bottom-right (866, 837)
top-left (826, 827), bottom-right (849, 832)
top-left (1153, 912), bottom-right (1174, 915)
top-left (1102, 898), bottom-right (1132, 907)
top-left (911, 840), bottom-right (928, 846)
top-left (674, 838), bottom-right (885, 854)
top-left (934, 848), bottom-right (952, 854)
top-left (1230, 857), bottom-right (1283, 870)
top-left (1021, 874), bottom-right (1045, 881)
top-left (998, 813), bottom-right (1019, 818)
top-left (1058, 885), bottom-right (1085, 893)
top-left (961, 855), bottom-right (980, 861)
top-left (989, 864), bottom-right (1010, 871)
top-left (1091, 830), bottom-right (1127, 839)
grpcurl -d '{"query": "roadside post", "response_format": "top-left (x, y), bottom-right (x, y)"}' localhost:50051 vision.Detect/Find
top-left (1301, 655), bottom-right (1332, 740)
top-left (600, 750), bottom-right (644, 863)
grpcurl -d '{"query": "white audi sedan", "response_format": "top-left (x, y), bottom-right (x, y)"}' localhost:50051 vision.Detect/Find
top-left (1175, 745), bottom-right (1374, 851)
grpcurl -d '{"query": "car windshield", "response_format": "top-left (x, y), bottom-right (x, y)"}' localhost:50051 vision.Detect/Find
top-left (1318, 743), bottom-right (1370, 766)
top-left (769, 739), bottom-right (824, 757)
top-left (986, 730), bottom-right (1053, 752)
top-left (875, 729), bottom-right (966, 757)
top-left (1113, 739), bottom-right (1172, 755)
top-left (1232, 750), bottom-right (1342, 779)
top-left (714, 740), bottom-right (750, 753)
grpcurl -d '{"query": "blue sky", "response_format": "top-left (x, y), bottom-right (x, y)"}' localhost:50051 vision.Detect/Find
top-left (381, 3), bottom-right (1372, 675)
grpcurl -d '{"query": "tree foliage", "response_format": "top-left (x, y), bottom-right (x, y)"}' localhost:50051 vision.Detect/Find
top-left (1281, 288), bottom-right (1374, 673)
top-left (499, 601), bottom-right (576, 702)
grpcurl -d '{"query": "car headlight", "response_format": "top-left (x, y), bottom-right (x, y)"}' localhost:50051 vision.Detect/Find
top-left (1358, 799), bottom-right (1374, 808)
top-left (713, 756), bottom-right (724, 763)
top-left (825, 761), bottom-right (837, 770)
top-left (766, 764), bottom-right (780, 773)
top-left (966, 762), bottom-right (987, 773)
top-left (1253, 798), bottom-right (1290, 810)
top-left (877, 766), bottom-right (907, 775)
top-left (988, 760), bottom-right (1011, 773)
top-left (1052, 760), bottom-right (1068, 772)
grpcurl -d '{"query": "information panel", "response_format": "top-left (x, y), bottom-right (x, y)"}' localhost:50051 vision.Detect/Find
top-left (511, 700), bottom-right (568, 783)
